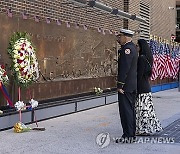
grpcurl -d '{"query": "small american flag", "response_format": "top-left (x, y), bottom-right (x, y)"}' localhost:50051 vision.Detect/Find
top-left (97, 27), bottom-right (101, 33)
top-left (108, 30), bottom-right (113, 35)
top-left (75, 23), bottom-right (79, 29)
top-left (102, 29), bottom-right (106, 35)
top-left (56, 19), bottom-right (61, 26)
top-left (83, 24), bottom-right (87, 30)
top-left (46, 18), bottom-right (51, 24)
top-left (66, 21), bottom-right (70, 28)
top-left (34, 16), bottom-right (39, 22)
top-left (7, 9), bottom-right (12, 18)
top-left (22, 12), bottom-right (27, 19)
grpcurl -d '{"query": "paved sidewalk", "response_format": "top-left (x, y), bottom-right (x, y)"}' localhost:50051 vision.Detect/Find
top-left (0, 88), bottom-right (180, 154)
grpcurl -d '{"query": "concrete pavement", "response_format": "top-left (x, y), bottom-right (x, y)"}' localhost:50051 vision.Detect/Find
top-left (0, 88), bottom-right (180, 154)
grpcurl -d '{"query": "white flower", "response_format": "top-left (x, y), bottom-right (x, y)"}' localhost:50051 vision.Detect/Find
top-left (14, 45), bottom-right (21, 50)
top-left (14, 63), bottom-right (19, 68)
top-left (0, 65), bottom-right (9, 85)
top-left (20, 63), bottom-right (25, 68)
top-left (26, 48), bottom-right (31, 53)
top-left (15, 67), bottom-right (19, 71)
top-left (19, 56), bottom-right (25, 61)
top-left (29, 99), bottom-right (38, 108)
top-left (14, 54), bottom-right (20, 59)
top-left (94, 87), bottom-right (103, 95)
top-left (14, 101), bottom-right (25, 111)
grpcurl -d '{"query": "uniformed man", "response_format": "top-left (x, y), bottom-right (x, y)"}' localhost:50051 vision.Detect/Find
top-left (116, 29), bottom-right (137, 143)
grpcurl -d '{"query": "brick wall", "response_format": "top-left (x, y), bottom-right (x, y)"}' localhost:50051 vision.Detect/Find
top-left (128, 0), bottom-right (140, 42)
top-left (128, 0), bottom-right (176, 41)
top-left (149, 0), bottom-right (176, 40)
top-left (0, 0), bottom-right (123, 31)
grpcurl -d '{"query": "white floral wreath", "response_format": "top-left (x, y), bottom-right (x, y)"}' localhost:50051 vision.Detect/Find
top-left (0, 64), bottom-right (9, 85)
top-left (11, 38), bottom-right (39, 87)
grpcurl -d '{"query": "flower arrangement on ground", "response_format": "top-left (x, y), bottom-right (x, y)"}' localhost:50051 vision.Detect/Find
top-left (94, 87), bottom-right (103, 95)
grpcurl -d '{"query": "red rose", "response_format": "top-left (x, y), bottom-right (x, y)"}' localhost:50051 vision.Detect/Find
top-left (21, 72), bottom-right (24, 76)
top-left (21, 47), bottom-right (24, 50)
top-left (20, 53), bottom-right (23, 57)
top-left (1, 65), bottom-right (5, 69)
top-left (17, 59), bottom-right (23, 64)
top-left (3, 72), bottom-right (7, 76)
top-left (20, 68), bottom-right (24, 71)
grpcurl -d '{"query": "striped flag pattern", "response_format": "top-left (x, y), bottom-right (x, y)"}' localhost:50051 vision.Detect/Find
top-left (149, 40), bottom-right (180, 80)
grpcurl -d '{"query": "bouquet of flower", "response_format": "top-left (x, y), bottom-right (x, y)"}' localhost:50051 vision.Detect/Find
top-left (13, 121), bottom-right (45, 133)
top-left (14, 99), bottom-right (39, 111)
top-left (0, 110), bottom-right (3, 114)
top-left (8, 32), bottom-right (39, 88)
top-left (13, 122), bottom-right (31, 133)
top-left (0, 64), bottom-right (9, 85)
top-left (94, 87), bottom-right (103, 95)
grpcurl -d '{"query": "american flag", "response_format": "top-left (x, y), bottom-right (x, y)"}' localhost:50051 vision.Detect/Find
top-left (164, 44), bottom-right (174, 78)
top-left (46, 18), bottom-right (51, 24)
top-left (34, 16), bottom-right (39, 22)
top-left (75, 23), bottom-right (79, 29)
top-left (7, 9), bottom-right (12, 18)
top-left (175, 46), bottom-right (180, 78)
top-left (97, 27), bottom-right (101, 33)
top-left (150, 40), bottom-right (159, 80)
top-left (66, 21), bottom-right (70, 28)
top-left (171, 46), bottom-right (180, 79)
top-left (83, 24), bottom-right (88, 30)
top-left (150, 39), bottom-right (180, 80)
top-left (158, 43), bottom-right (166, 79)
top-left (56, 19), bottom-right (62, 26)
top-left (22, 12), bottom-right (27, 20)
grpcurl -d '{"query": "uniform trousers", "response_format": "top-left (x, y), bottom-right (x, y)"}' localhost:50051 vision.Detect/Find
top-left (118, 91), bottom-right (136, 137)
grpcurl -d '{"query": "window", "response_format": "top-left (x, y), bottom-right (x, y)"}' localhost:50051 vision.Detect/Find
top-left (139, 1), bottom-right (150, 41)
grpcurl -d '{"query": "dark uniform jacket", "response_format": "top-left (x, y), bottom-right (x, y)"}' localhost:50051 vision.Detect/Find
top-left (117, 41), bottom-right (137, 92)
top-left (137, 55), bottom-right (151, 94)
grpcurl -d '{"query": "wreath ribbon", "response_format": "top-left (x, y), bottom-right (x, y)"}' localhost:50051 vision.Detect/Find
top-left (0, 81), bottom-right (13, 107)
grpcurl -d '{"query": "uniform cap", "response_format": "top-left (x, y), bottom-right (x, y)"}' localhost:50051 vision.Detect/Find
top-left (119, 28), bottom-right (134, 37)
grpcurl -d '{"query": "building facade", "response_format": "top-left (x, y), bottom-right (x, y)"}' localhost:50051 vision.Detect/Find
top-left (176, 0), bottom-right (180, 42)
